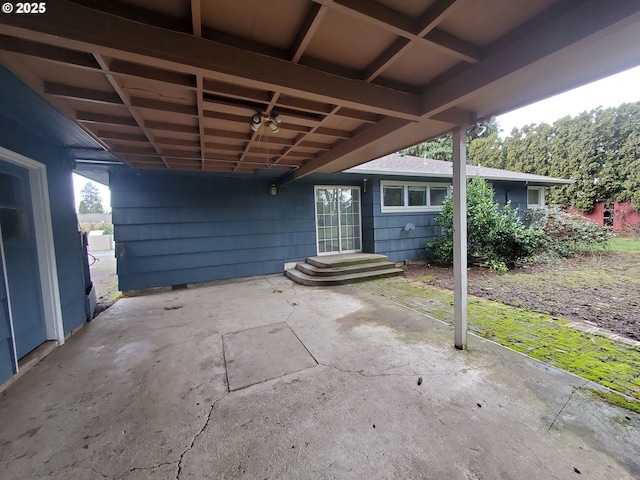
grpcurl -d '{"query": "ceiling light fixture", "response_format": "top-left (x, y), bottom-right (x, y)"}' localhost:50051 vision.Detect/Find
top-left (250, 112), bottom-right (282, 134)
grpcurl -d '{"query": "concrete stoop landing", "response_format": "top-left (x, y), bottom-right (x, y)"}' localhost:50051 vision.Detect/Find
top-left (286, 253), bottom-right (403, 286)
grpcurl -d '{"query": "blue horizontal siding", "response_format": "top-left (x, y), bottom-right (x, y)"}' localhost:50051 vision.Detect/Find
top-left (118, 259), bottom-right (287, 291)
top-left (115, 218), bottom-right (313, 242)
top-left (112, 203), bottom-right (311, 224)
top-left (118, 245), bottom-right (313, 276)
top-left (111, 172), bottom-right (318, 290)
top-left (121, 232), bottom-right (314, 258)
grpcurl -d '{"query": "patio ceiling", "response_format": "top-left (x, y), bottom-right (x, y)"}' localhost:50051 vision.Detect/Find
top-left (1, 0), bottom-right (640, 179)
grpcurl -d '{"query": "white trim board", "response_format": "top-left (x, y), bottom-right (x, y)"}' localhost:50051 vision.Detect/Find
top-left (314, 185), bottom-right (363, 256)
top-left (0, 146), bottom-right (65, 347)
top-left (0, 224), bottom-right (19, 373)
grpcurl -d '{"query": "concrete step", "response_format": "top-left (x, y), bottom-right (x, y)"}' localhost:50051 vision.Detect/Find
top-left (295, 261), bottom-right (397, 277)
top-left (285, 266), bottom-right (403, 286)
top-left (306, 253), bottom-right (389, 269)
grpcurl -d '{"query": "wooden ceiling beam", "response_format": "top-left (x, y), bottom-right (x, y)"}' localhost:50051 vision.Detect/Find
top-left (110, 145), bottom-right (159, 156)
top-left (203, 129), bottom-right (250, 141)
top-left (77, 111), bottom-right (137, 127)
top-left (420, 0), bottom-right (640, 116)
top-left (362, 38), bottom-right (411, 82)
top-left (203, 142), bottom-right (245, 152)
top-left (424, 30), bottom-right (481, 62)
top-left (0, 34), bottom-right (100, 69)
top-left (276, 96), bottom-right (334, 115)
top-left (44, 81), bottom-right (122, 104)
top-left (93, 53), bottom-right (170, 168)
top-left (0, 0), bottom-right (420, 119)
top-left (154, 137), bottom-right (201, 148)
top-left (298, 140), bottom-right (332, 150)
top-left (416, 0), bottom-right (461, 36)
top-left (190, 0), bottom-right (202, 38)
top-left (97, 131), bottom-right (148, 142)
top-left (290, 3), bottom-right (328, 63)
top-left (160, 148), bottom-right (203, 157)
top-left (314, 0), bottom-right (481, 63)
top-left (314, 127), bottom-right (351, 139)
top-left (293, 116), bottom-right (410, 178)
top-left (130, 96), bottom-right (197, 116)
top-left (334, 108), bottom-right (378, 123)
top-left (145, 120), bottom-right (199, 135)
top-left (202, 79), bottom-right (272, 104)
top-left (109, 59), bottom-right (196, 88)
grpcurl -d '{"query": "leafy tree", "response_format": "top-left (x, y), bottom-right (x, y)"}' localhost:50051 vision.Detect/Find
top-left (428, 176), bottom-right (540, 269)
top-left (78, 182), bottom-right (105, 214)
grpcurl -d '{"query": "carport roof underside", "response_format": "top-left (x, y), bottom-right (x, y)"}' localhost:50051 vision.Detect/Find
top-left (1, 0), bottom-right (640, 179)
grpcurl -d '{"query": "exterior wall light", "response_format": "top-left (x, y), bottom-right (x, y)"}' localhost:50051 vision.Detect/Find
top-left (270, 183), bottom-right (278, 196)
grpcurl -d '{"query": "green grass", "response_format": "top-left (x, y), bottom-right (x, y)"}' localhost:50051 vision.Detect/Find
top-left (608, 237), bottom-right (640, 252)
top-left (584, 236), bottom-right (640, 252)
top-left (360, 278), bottom-right (640, 412)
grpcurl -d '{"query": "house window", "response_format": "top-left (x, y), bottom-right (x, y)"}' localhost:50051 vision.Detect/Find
top-left (527, 187), bottom-right (545, 208)
top-left (383, 185), bottom-right (404, 207)
top-left (381, 181), bottom-right (451, 212)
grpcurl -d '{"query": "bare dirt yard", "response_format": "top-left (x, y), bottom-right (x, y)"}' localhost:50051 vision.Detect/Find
top-left (403, 246), bottom-right (640, 342)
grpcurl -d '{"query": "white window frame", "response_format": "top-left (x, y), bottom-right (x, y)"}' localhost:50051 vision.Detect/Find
top-left (527, 186), bottom-right (545, 209)
top-left (380, 181), bottom-right (451, 213)
top-left (314, 185), bottom-right (363, 255)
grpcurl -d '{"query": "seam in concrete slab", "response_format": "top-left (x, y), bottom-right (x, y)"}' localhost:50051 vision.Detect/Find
top-left (175, 393), bottom-right (228, 480)
top-left (548, 381), bottom-right (589, 432)
top-left (286, 321), bottom-right (319, 366)
top-left (220, 334), bottom-right (230, 394)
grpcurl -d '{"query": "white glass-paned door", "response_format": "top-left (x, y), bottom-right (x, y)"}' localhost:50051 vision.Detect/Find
top-left (315, 186), bottom-right (362, 255)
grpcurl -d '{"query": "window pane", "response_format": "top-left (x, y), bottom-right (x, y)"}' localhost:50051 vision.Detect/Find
top-left (430, 187), bottom-right (448, 206)
top-left (383, 186), bottom-right (404, 206)
top-left (408, 186), bottom-right (427, 206)
top-left (528, 188), bottom-right (540, 205)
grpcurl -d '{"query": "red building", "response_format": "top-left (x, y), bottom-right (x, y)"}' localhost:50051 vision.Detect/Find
top-left (567, 202), bottom-right (640, 232)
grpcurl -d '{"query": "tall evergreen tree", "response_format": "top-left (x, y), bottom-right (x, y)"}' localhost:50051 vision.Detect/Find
top-left (78, 182), bottom-right (105, 214)
top-left (463, 101), bottom-right (640, 212)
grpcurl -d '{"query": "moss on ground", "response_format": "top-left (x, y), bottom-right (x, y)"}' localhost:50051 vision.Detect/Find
top-left (359, 278), bottom-right (640, 413)
top-left (583, 388), bottom-right (640, 414)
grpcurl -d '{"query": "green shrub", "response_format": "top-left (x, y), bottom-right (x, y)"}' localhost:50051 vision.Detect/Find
top-left (102, 224), bottom-right (114, 235)
top-left (428, 176), bottom-right (540, 268)
top-left (525, 206), bottom-right (611, 257)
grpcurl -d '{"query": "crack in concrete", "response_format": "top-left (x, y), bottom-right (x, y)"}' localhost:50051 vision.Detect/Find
top-left (548, 381), bottom-right (589, 431)
top-left (266, 275), bottom-right (299, 323)
top-left (127, 461), bottom-right (177, 476)
top-left (319, 362), bottom-right (497, 380)
top-left (175, 393), bottom-right (227, 480)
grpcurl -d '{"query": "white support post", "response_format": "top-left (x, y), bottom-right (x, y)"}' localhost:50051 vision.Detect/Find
top-left (452, 125), bottom-right (468, 350)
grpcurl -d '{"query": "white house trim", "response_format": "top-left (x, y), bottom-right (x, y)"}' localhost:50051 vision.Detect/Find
top-left (0, 146), bottom-right (65, 346)
top-left (0, 224), bottom-right (19, 373)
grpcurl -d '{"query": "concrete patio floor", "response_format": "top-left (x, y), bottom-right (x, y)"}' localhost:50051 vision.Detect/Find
top-left (1, 275), bottom-right (639, 479)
